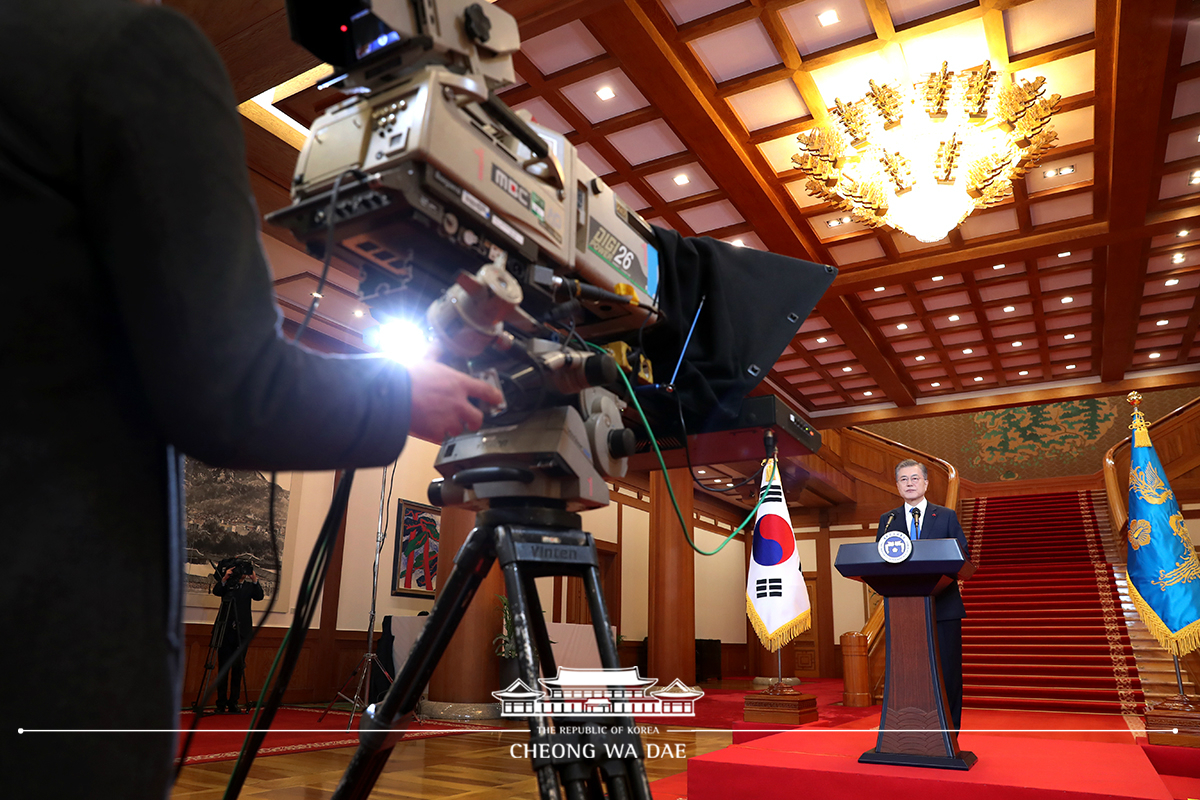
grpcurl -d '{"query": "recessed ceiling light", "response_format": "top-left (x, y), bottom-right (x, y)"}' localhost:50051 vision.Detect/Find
top-left (673, 174), bottom-right (690, 186)
top-left (1173, 253), bottom-right (1186, 263)
top-left (1060, 165), bottom-right (1075, 175)
top-left (1191, 170), bottom-right (1200, 185)
top-left (974, 376), bottom-right (984, 382)
top-left (1166, 278), bottom-right (1180, 286)
top-left (1157, 319), bottom-right (1170, 326)
top-left (596, 86), bottom-right (616, 101)
top-left (731, 239), bottom-right (745, 247)
top-left (915, 355), bottom-right (926, 361)
top-left (896, 323), bottom-right (908, 330)
top-left (698, 469), bottom-right (706, 475)
top-left (863, 391), bottom-right (873, 397)
top-left (1061, 296), bottom-right (1073, 304)
top-left (841, 216), bottom-right (851, 224)
top-left (1012, 341), bottom-right (1022, 347)
top-left (931, 382), bottom-right (941, 387)
top-left (816, 336), bottom-right (828, 343)
top-left (1179, 230), bottom-right (1190, 237)
top-left (353, 309), bottom-right (364, 318)
top-left (963, 348), bottom-right (973, 354)
top-left (1058, 251), bottom-right (1071, 258)
top-left (827, 218), bottom-right (844, 228)
top-left (1066, 364), bottom-right (1076, 370)
top-left (993, 264), bottom-right (1005, 270)
top-left (1064, 333), bottom-right (1076, 340)
top-left (1150, 352), bottom-right (1162, 359)
top-left (1019, 370), bottom-right (1029, 376)
top-left (949, 314), bottom-right (960, 322)
top-left (874, 286), bottom-right (886, 292)
top-left (1044, 168), bottom-right (1057, 178)
top-left (311, 291), bottom-right (323, 298)
top-left (842, 366), bottom-right (853, 372)
top-left (932, 275), bottom-right (944, 281)
top-left (817, 9), bottom-right (840, 26)
top-left (1003, 305), bottom-right (1015, 312)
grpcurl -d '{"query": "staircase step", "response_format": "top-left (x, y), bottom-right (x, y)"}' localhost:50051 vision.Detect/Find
top-left (963, 634), bottom-right (1130, 647)
top-left (963, 661), bottom-right (1140, 679)
top-left (964, 683), bottom-right (1133, 702)
top-left (963, 694), bottom-right (1141, 715)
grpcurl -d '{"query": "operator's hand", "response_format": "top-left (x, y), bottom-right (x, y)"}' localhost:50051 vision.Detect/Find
top-left (224, 567), bottom-right (235, 582)
top-left (248, 570), bottom-right (258, 583)
top-left (407, 360), bottom-right (505, 441)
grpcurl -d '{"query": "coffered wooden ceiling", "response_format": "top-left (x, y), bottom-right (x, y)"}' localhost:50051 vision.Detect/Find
top-left (170, 0), bottom-right (1200, 432)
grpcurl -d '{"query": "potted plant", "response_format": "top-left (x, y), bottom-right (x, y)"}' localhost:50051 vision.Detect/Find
top-left (493, 594), bottom-right (554, 688)
top-left (494, 595), bottom-right (520, 688)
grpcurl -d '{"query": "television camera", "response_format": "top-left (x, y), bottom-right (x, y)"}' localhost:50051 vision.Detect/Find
top-left (263, 2), bottom-right (837, 798)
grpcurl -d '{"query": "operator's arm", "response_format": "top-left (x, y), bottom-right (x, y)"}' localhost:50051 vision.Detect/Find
top-left (76, 7), bottom-right (410, 471)
top-left (213, 568), bottom-right (232, 597)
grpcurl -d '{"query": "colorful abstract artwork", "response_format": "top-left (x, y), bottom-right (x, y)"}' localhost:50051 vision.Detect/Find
top-left (392, 500), bottom-right (440, 597)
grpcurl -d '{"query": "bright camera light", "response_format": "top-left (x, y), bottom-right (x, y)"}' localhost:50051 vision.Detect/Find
top-left (368, 318), bottom-right (431, 365)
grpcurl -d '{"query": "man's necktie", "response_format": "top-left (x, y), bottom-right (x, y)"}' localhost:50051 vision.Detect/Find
top-left (911, 506), bottom-right (921, 540)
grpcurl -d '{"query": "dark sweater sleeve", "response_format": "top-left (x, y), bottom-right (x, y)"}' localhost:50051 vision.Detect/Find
top-left (75, 7), bottom-right (410, 471)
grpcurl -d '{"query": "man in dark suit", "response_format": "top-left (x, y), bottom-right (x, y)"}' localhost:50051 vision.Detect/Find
top-left (212, 564), bottom-right (266, 713)
top-left (876, 458), bottom-right (970, 731)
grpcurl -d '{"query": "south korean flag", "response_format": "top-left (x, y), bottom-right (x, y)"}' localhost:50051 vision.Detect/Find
top-left (745, 457), bottom-right (812, 651)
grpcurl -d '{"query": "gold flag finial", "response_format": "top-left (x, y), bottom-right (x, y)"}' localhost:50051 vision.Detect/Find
top-left (1128, 391), bottom-right (1150, 446)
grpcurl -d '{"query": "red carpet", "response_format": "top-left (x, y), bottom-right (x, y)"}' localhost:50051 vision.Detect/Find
top-left (637, 679), bottom-right (878, 729)
top-left (175, 706), bottom-right (500, 764)
top-left (961, 491), bottom-right (1144, 714)
top-left (685, 729), bottom-right (1173, 800)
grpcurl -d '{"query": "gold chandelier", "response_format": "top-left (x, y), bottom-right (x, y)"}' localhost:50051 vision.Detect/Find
top-left (792, 61), bottom-right (1060, 243)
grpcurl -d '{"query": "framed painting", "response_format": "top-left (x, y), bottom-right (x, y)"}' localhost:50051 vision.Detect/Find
top-left (392, 500), bottom-right (440, 597)
top-left (182, 458), bottom-right (291, 609)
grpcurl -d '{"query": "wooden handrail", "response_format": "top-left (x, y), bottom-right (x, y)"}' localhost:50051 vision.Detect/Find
top-left (1103, 396), bottom-right (1200, 536)
top-left (842, 425), bottom-right (961, 702)
top-left (845, 425), bottom-right (960, 511)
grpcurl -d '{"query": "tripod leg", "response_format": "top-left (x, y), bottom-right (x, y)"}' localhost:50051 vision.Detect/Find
top-left (331, 524), bottom-right (498, 800)
top-left (191, 600), bottom-right (231, 714)
top-left (520, 571), bottom-right (558, 680)
top-left (581, 563), bottom-right (652, 800)
top-left (500, 557), bottom-right (562, 800)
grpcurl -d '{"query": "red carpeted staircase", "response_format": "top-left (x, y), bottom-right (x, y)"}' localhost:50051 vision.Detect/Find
top-left (958, 490), bottom-right (1144, 715)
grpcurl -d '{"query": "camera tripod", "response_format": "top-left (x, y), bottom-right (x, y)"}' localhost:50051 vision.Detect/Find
top-left (331, 501), bottom-right (651, 800)
top-left (191, 592), bottom-right (251, 715)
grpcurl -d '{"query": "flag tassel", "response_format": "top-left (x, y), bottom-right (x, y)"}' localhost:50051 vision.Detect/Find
top-left (746, 595), bottom-right (811, 653)
top-left (1127, 581), bottom-right (1200, 656)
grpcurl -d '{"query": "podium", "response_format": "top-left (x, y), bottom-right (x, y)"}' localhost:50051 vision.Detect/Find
top-left (835, 538), bottom-right (977, 770)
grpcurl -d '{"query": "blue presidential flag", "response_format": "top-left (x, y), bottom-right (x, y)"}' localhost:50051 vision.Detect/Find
top-left (746, 457), bottom-right (811, 651)
top-left (1125, 393), bottom-right (1200, 656)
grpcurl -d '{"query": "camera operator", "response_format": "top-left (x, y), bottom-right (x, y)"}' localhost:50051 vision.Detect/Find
top-left (3, 1), bottom-right (503, 799)
top-left (211, 563), bottom-right (265, 714)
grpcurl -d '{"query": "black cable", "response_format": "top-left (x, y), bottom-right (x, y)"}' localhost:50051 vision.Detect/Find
top-left (174, 471), bottom-right (286, 779)
top-left (673, 389), bottom-right (765, 496)
top-left (221, 469), bottom-right (357, 800)
top-left (293, 169), bottom-right (367, 345)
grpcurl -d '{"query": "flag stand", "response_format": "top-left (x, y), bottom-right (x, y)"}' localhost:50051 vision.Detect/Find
top-left (1145, 655), bottom-right (1200, 747)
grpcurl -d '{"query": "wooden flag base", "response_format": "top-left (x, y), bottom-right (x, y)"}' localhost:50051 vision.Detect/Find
top-left (743, 687), bottom-right (818, 725)
top-left (1146, 695), bottom-right (1200, 748)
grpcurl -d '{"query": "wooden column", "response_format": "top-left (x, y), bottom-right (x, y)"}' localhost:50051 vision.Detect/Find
top-left (428, 505), bottom-right (505, 703)
top-left (648, 467), bottom-right (696, 685)
top-left (841, 631), bottom-right (871, 707)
